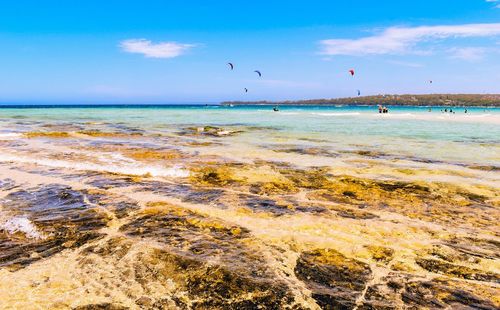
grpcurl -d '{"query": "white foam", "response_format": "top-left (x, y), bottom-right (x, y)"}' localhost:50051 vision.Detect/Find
top-left (311, 112), bottom-right (361, 116)
top-left (0, 133), bottom-right (22, 140)
top-left (0, 215), bottom-right (44, 239)
top-left (0, 153), bottom-right (190, 178)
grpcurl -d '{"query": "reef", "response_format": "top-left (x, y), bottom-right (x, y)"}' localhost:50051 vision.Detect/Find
top-left (0, 184), bottom-right (109, 270)
top-left (1, 121), bottom-right (499, 309)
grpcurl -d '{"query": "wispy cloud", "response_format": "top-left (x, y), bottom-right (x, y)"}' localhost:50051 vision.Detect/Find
top-left (449, 47), bottom-right (486, 61)
top-left (486, 0), bottom-right (500, 8)
top-left (120, 39), bottom-right (195, 58)
top-left (319, 23), bottom-right (500, 56)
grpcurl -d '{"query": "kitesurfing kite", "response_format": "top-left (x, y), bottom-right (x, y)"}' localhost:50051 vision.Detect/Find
top-left (349, 69), bottom-right (355, 76)
top-left (254, 70), bottom-right (262, 77)
top-left (228, 62), bottom-right (234, 70)
top-left (357, 90), bottom-right (361, 96)
top-left (244, 88), bottom-right (248, 93)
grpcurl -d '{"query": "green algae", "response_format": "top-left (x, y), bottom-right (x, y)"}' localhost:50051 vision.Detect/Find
top-left (77, 130), bottom-right (143, 137)
top-left (24, 131), bottom-right (71, 138)
top-left (366, 245), bottom-right (395, 264)
top-left (189, 166), bottom-right (241, 187)
top-left (125, 148), bottom-right (183, 161)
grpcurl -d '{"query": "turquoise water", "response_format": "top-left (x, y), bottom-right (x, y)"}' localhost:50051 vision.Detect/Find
top-left (1, 104), bottom-right (499, 166)
top-left (1, 105), bottom-right (499, 140)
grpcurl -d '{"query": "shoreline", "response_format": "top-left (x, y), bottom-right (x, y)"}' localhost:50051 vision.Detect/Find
top-left (0, 103), bottom-right (499, 109)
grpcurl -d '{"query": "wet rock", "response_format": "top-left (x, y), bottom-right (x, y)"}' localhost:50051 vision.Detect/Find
top-left (23, 131), bottom-right (72, 138)
top-left (239, 194), bottom-right (294, 216)
top-left (358, 282), bottom-right (400, 310)
top-left (137, 248), bottom-right (297, 309)
top-left (295, 249), bottom-right (372, 309)
top-left (119, 205), bottom-right (299, 308)
top-left (124, 148), bottom-right (184, 162)
top-left (401, 279), bottom-right (499, 309)
top-left (278, 167), bottom-right (334, 190)
top-left (415, 257), bottom-right (499, 283)
top-left (77, 130), bottom-right (143, 138)
top-left (84, 189), bottom-right (140, 219)
top-left (73, 303), bottom-right (129, 310)
top-left (0, 178), bottom-right (18, 191)
top-left (87, 174), bottom-right (142, 190)
top-left (360, 276), bottom-right (499, 309)
top-left (135, 296), bottom-right (152, 307)
top-left (447, 237), bottom-right (500, 260)
top-left (189, 165), bottom-right (241, 187)
top-left (81, 237), bottom-right (133, 260)
top-left (334, 207), bottom-right (378, 220)
top-left (120, 203), bottom-right (254, 261)
top-left (303, 173), bottom-right (497, 229)
top-left (140, 181), bottom-right (226, 206)
top-left (468, 165), bottom-right (500, 172)
top-left (179, 126), bottom-right (243, 137)
top-left (250, 180), bottom-right (299, 195)
top-left (270, 145), bottom-right (339, 157)
top-left (0, 184), bottom-right (108, 269)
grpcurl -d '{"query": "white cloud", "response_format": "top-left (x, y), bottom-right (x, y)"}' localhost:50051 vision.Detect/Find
top-left (120, 39), bottom-right (195, 58)
top-left (486, 0), bottom-right (500, 8)
top-left (319, 23), bottom-right (500, 56)
top-left (449, 47), bottom-right (486, 61)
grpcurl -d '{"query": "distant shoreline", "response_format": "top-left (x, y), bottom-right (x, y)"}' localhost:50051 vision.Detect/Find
top-left (0, 94), bottom-right (499, 108)
top-left (222, 94), bottom-right (500, 107)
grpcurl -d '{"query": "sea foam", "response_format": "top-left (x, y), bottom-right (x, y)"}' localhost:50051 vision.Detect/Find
top-left (0, 153), bottom-right (190, 178)
top-left (0, 214), bottom-right (44, 239)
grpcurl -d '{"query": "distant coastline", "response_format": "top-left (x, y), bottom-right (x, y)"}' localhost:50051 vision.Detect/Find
top-left (222, 94), bottom-right (500, 107)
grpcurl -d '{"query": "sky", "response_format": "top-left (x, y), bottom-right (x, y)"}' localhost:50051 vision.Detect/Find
top-left (0, 0), bottom-right (499, 104)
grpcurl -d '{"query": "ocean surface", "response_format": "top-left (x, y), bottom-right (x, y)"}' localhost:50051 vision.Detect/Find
top-left (0, 104), bottom-right (499, 309)
top-left (1, 104), bottom-right (499, 165)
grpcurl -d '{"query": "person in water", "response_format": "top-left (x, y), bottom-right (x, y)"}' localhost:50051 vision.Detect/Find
top-left (378, 105), bottom-right (383, 113)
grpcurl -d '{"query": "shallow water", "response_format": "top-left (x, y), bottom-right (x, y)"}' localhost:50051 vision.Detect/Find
top-left (0, 104), bottom-right (499, 309)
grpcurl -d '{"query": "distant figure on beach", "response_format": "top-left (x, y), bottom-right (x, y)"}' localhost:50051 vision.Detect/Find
top-left (465, 108), bottom-right (468, 113)
top-left (273, 106), bottom-right (279, 112)
top-left (445, 108), bottom-right (448, 112)
top-left (383, 106), bottom-right (388, 113)
top-left (450, 109), bottom-right (453, 113)
top-left (378, 105), bottom-right (383, 113)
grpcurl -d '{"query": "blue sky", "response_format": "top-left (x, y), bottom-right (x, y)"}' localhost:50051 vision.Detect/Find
top-left (0, 0), bottom-right (499, 103)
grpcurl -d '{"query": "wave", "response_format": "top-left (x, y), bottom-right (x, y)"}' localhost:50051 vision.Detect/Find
top-left (311, 112), bottom-right (361, 116)
top-left (0, 214), bottom-right (45, 239)
top-left (0, 153), bottom-right (190, 178)
top-left (0, 133), bottom-right (22, 140)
